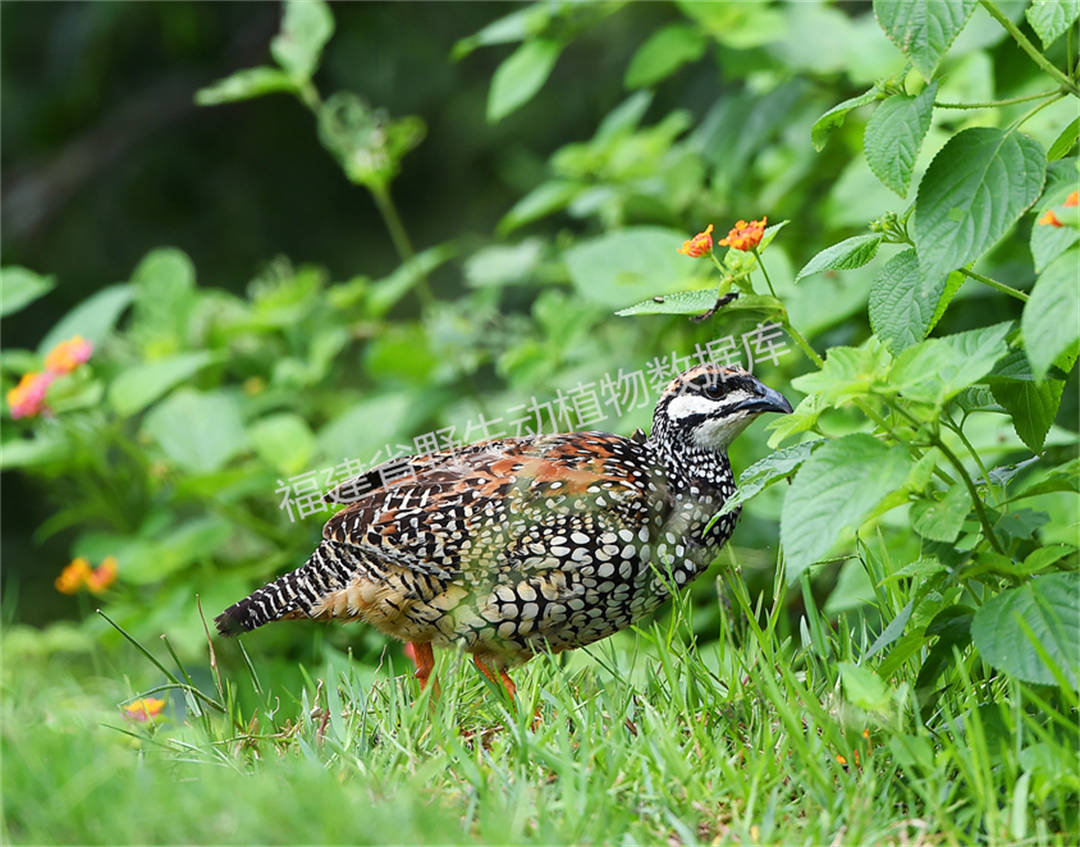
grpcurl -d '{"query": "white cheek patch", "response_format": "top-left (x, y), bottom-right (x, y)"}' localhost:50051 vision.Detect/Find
top-left (667, 393), bottom-right (719, 420)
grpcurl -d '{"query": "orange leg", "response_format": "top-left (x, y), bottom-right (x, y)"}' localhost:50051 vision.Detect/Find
top-left (472, 655), bottom-right (516, 699)
top-left (407, 642), bottom-right (439, 695)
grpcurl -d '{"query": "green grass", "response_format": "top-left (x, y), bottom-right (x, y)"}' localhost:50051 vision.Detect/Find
top-left (3, 560), bottom-right (1077, 846)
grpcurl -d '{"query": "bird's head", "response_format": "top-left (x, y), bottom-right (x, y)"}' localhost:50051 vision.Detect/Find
top-left (653, 364), bottom-right (793, 451)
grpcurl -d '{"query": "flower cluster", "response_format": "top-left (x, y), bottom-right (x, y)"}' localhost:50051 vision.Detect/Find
top-left (6, 334), bottom-right (94, 420)
top-left (55, 556), bottom-right (117, 595)
top-left (123, 697), bottom-right (165, 722)
top-left (717, 217), bottom-right (767, 251)
top-left (1038, 190), bottom-right (1079, 227)
top-left (677, 224), bottom-right (714, 257)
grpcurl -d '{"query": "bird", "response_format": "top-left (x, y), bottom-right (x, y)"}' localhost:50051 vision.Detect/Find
top-left (214, 364), bottom-right (792, 697)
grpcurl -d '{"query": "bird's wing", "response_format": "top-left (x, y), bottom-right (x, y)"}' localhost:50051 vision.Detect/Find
top-left (321, 433), bottom-right (656, 579)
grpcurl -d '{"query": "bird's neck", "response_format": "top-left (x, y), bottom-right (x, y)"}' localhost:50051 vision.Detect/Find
top-left (646, 432), bottom-right (733, 496)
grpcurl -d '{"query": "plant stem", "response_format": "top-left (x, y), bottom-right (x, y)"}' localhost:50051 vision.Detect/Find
top-left (780, 317), bottom-right (824, 368)
top-left (370, 183), bottom-right (434, 308)
top-left (753, 248), bottom-right (778, 297)
top-left (980, 0), bottom-right (1080, 96)
top-left (934, 90), bottom-right (1062, 109)
top-left (958, 267), bottom-right (1029, 302)
top-left (1008, 91), bottom-right (1067, 131)
top-left (887, 402), bottom-right (1005, 554)
top-left (944, 414), bottom-right (998, 506)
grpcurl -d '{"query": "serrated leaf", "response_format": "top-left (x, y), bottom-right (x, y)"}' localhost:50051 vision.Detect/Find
top-left (911, 482), bottom-right (971, 542)
top-left (1031, 183), bottom-right (1080, 272)
top-left (38, 284), bottom-right (133, 355)
top-left (1011, 458), bottom-right (1080, 500)
top-left (874, 0), bottom-right (978, 79)
top-left (1022, 249), bottom-right (1080, 380)
top-left (795, 234), bottom-right (883, 283)
top-left (889, 321), bottom-right (1011, 405)
top-left (971, 572), bottom-right (1079, 686)
top-left (992, 375), bottom-right (1068, 453)
top-left (869, 249), bottom-right (954, 353)
top-left (791, 336), bottom-right (893, 403)
top-left (914, 127), bottom-right (1046, 274)
top-left (270, 0), bottom-right (334, 83)
top-left (624, 24), bottom-right (706, 89)
top-left (1025, 0), bottom-right (1080, 48)
top-left (811, 87), bottom-right (881, 151)
top-left (781, 433), bottom-right (912, 583)
top-left (1046, 117), bottom-right (1079, 161)
top-left (717, 439), bottom-right (822, 517)
top-left (615, 291), bottom-right (783, 318)
top-left (108, 352), bottom-right (216, 417)
top-left (838, 661), bottom-right (892, 710)
top-left (1, 267), bottom-right (54, 317)
top-left (864, 82), bottom-right (937, 196)
top-left (487, 38), bottom-right (562, 123)
top-left (194, 67), bottom-right (296, 106)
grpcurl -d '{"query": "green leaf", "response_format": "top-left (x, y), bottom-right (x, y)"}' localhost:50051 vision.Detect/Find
top-left (194, 67), bottom-right (297, 106)
top-left (108, 352), bottom-right (216, 417)
top-left (781, 434), bottom-right (912, 583)
top-left (864, 82), bottom-right (937, 196)
top-left (911, 482), bottom-right (971, 542)
top-left (1011, 458), bottom-right (1080, 500)
top-left (497, 180), bottom-right (580, 235)
top-left (0, 433), bottom-right (68, 469)
top-left (367, 243), bottom-right (458, 318)
top-left (1025, 0), bottom-right (1079, 48)
top-left (1046, 117), bottom-right (1079, 161)
top-left (865, 600), bottom-right (914, 659)
top-left (122, 517), bottom-right (235, 584)
top-left (991, 367), bottom-right (1069, 453)
top-left (838, 661), bottom-right (892, 711)
top-left (317, 393), bottom-right (413, 466)
top-left (487, 38), bottom-right (562, 123)
top-left (869, 249), bottom-right (956, 354)
top-left (1, 267), bottom-right (54, 318)
top-left (1031, 183), bottom-right (1080, 272)
top-left (250, 413), bottom-right (316, 476)
top-left (889, 321), bottom-right (1011, 405)
top-left (794, 234), bottom-right (883, 283)
top-left (1022, 249), bottom-right (1080, 379)
top-left (566, 227), bottom-right (703, 308)
top-left (791, 336), bottom-right (893, 404)
top-left (270, 0), bottom-right (334, 82)
top-left (717, 439), bottom-right (822, 518)
top-left (913, 127), bottom-right (1045, 274)
top-left (142, 389), bottom-right (248, 473)
top-left (452, 4), bottom-right (552, 61)
top-left (464, 239), bottom-right (544, 288)
top-left (37, 284), bottom-right (133, 355)
top-left (874, 0), bottom-right (978, 79)
top-left (615, 291), bottom-right (782, 318)
top-left (971, 572), bottom-right (1079, 686)
top-left (624, 24), bottom-right (707, 89)
top-left (810, 87), bottom-right (881, 151)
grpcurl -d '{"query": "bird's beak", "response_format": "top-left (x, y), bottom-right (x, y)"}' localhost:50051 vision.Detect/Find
top-left (734, 379), bottom-right (793, 415)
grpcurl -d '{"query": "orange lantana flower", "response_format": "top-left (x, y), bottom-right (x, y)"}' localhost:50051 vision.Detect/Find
top-left (55, 557), bottom-right (93, 594)
top-left (1066, 191), bottom-right (1079, 207)
top-left (87, 556), bottom-right (118, 594)
top-left (7, 371), bottom-right (53, 420)
top-left (677, 224), bottom-right (714, 257)
top-left (718, 217), bottom-right (768, 252)
top-left (1039, 210), bottom-right (1064, 227)
top-left (123, 697), bottom-right (166, 722)
top-left (44, 335), bottom-right (93, 375)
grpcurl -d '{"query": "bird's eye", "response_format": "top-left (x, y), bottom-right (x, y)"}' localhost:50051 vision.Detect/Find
top-left (702, 382), bottom-right (725, 400)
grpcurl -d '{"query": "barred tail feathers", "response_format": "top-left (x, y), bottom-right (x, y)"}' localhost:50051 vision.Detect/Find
top-left (214, 541), bottom-right (353, 636)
